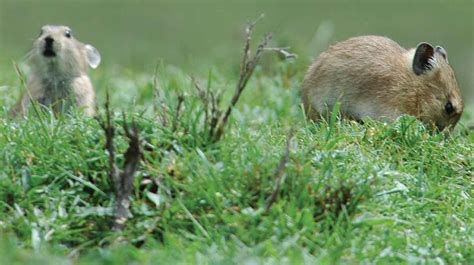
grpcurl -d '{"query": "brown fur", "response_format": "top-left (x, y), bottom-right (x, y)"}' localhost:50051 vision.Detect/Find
top-left (11, 25), bottom-right (100, 117)
top-left (302, 35), bottom-right (463, 130)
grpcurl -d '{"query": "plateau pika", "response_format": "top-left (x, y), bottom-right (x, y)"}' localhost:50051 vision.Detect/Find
top-left (11, 25), bottom-right (101, 117)
top-left (302, 36), bottom-right (463, 130)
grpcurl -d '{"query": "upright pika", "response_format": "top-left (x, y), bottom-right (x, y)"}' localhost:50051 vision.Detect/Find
top-left (302, 36), bottom-right (463, 130)
top-left (11, 25), bottom-right (101, 117)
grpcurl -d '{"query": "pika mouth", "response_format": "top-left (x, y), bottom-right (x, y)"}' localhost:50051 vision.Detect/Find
top-left (42, 37), bottom-right (56, 57)
top-left (43, 48), bottom-right (56, 57)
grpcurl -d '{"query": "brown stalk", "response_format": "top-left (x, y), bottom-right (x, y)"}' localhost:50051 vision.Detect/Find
top-left (191, 76), bottom-right (210, 129)
top-left (97, 91), bottom-right (142, 231)
top-left (172, 95), bottom-right (185, 132)
top-left (212, 15), bottom-right (272, 142)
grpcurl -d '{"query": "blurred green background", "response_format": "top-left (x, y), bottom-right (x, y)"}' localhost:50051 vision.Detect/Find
top-left (0, 0), bottom-right (472, 104)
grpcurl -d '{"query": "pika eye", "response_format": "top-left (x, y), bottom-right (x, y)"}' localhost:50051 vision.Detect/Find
top-left (65, 30), bottom-right (72, 38)
top-left (444, 101), bottom-right (455, 115)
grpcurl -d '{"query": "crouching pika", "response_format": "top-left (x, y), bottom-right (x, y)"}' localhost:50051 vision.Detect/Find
top-left (11, 25), bottom-right (101, 117)
top-left (302, 35), bottom-right (463, 130)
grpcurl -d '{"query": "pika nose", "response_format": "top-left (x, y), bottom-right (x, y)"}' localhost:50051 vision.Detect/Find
top-left (44, 36), bottom-right (54, 45)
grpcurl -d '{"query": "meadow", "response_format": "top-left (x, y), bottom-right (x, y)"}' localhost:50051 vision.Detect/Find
top-left (0, 1), bottom-right (473, 264)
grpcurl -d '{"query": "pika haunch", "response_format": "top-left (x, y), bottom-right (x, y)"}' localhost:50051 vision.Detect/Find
top-left (11, 25), bottom-right (101, 117)
top-left (302, 35), bottom-right (463, 130)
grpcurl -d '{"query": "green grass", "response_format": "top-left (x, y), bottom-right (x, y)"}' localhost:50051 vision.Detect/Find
top-left (0, 58), bottom-right (473, 264)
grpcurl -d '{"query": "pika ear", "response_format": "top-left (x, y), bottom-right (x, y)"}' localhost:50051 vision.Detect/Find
top-left (412, 42), bottom-right (436, 76)
top-left (84, 44), bottom-right (101, 69)
top-left (435, 45), bottom-right (448, 63)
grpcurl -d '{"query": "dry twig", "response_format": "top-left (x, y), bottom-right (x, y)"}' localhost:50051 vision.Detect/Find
top-left (159, 14), bottom-right (296, 145)
top-left (191, 76), bottom-right (209, 128)
top-left (97, 91), bottom-right (142, 231)
top-left (212, 15), bottom-right (272, 142)
top-left (172, 95), bottom-right (185, 132)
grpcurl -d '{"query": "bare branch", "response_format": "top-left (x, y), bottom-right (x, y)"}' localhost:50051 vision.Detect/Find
top-left (264, 130), bottom-right (294, 212)
top-left (97, 91), bottom-right (119, 191)
top-left (248, 14), bottom-right (265, 34)
top-left (97, 93), bottom-right (142, 231)
top-left (208, 91), bottom-right (221, 139)
top-left (191, 76), bottom-right (209, 127)
top-left (114, 114), bottom-right (142, 230)
top-left (161, 14), bottom-right (291, 145)
top-left (172, 95), bottom-right (185, 133)
top-left (190, 76), bottom-right (207, 101)
top-left (240, 14), bottom-right (265, 74)
top-left (213, 18), bottom-right (272, 142)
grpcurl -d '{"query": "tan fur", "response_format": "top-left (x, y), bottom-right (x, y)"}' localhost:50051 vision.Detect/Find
top-left (302, 35), bottom-right (463, 130)
top-left (11, 25), bottom-right (99, 117)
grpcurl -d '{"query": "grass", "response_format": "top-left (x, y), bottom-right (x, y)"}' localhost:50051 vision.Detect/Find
top-left (0, 47), bottom-right (473, 264)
